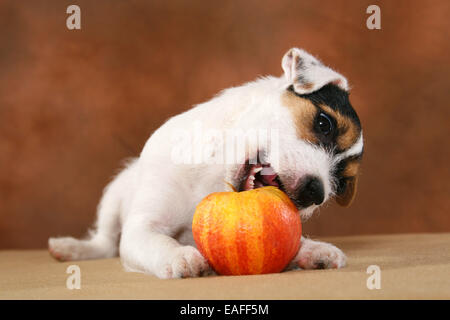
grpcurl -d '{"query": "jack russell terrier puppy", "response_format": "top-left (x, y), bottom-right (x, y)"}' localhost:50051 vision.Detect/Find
top-left (49, 48), bottom-right (363, 278)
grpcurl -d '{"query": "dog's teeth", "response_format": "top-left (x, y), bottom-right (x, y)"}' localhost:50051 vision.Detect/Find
top-left (253, 167), bottom-right (262, 174)
top-left (249, 175), bottom-right (255, 180)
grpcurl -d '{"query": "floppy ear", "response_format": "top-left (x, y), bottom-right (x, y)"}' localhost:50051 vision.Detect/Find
top-left (336, 175), bottom-right (358, 207)
top-left (281, 48), bottom-right (349, 94)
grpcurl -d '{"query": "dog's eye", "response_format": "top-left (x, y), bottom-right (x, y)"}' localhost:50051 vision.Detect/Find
top-left (317, 113), bottom-right (333, 136)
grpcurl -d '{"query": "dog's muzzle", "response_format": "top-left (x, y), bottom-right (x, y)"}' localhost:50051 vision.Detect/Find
top-left (296, 175), bottom-right (325, 208)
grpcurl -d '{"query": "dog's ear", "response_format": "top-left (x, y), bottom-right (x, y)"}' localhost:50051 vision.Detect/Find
top-left (336, 176), bottom-right (358, 207)
top-left (281, 48), bottom-right (349, 94)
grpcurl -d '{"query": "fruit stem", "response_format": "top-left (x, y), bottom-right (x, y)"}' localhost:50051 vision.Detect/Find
top-left (224, 180), bottom-right (238, 192)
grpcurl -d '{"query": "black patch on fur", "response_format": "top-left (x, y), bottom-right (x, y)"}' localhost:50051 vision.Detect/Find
top-left (296, 84), bottom-right (361, 130)
top-left (287, 84), bottom-right (364, 195)
top-left (288, 84), bottom-right (362, 153)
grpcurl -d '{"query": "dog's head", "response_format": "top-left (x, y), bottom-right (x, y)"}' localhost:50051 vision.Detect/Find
top-left (230, 48), bottom-right (363, 219)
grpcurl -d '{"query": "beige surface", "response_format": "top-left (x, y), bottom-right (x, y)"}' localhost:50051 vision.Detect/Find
top-left (0, 233), bottom-right (449, 300)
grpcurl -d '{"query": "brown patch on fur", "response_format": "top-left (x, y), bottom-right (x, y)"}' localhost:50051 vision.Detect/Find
top-left (281, 92), bottom-right (360, 152)
top-left (343, 160), bottom-right (360, 178)
top-left (336, 159), bottom-right (361, 207)
top-left (281, 90), bottom-right (318, 143)
top-left (320, 105), bottom-right (359, 151)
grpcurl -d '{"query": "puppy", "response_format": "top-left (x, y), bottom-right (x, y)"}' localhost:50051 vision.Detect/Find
top-left (49, 48), bottom-right (363, 278)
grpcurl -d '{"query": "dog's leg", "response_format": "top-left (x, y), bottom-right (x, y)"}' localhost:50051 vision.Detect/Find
top-left (120, 218), bottom-right (210, 279)
top-left (287, 236), bottom-right (347, 270)
top-left (118, 181), bottom-right (211, 279)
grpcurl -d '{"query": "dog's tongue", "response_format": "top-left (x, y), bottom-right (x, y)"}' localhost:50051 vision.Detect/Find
top-left (242, 164), bottom-right (279, 190)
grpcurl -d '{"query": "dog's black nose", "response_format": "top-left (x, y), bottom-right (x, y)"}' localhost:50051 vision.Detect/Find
top-left (297, 176), bottom-right (325, 207)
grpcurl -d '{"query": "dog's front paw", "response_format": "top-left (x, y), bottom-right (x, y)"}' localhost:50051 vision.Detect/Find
top-left (158, 246), bottom-right (211, 279)
top-left (293, 238), bottom-right (347, 270)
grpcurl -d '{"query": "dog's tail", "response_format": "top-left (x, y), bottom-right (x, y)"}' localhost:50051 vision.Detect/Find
top-left (48, 158), bottom-right (138, 261)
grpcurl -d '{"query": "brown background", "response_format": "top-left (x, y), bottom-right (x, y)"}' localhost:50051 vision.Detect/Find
top-left (0, 0), bottom-right (449, 249)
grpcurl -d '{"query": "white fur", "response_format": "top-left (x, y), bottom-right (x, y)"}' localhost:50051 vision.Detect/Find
top-left (287, 236), bottom-right (347, 270)
top-left (282, 48), bottom-right (349, 94)
top-left (49, 48), bottom-right (362, 278)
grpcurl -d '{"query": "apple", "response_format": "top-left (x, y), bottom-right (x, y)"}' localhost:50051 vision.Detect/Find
top-left (192, 186), bottom-right (301, 275)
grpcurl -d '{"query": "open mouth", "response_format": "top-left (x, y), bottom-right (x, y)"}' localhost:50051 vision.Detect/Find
top-left (238, 160), bottom-right (284, 192)
top-left (237, 157), bottom-right (324, 218)
top-left (235, 158), bottom-right (322, 213)
top-left (236, 158), bottom-right (303, 210)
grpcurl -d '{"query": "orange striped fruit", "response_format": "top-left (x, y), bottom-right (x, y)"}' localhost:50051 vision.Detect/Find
top-left (192, 186), bottom-right (301, 275)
